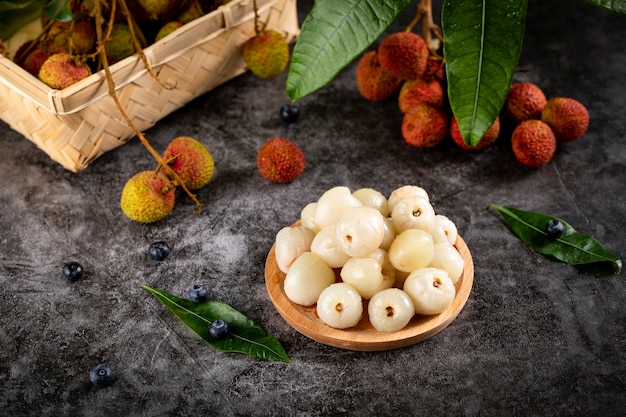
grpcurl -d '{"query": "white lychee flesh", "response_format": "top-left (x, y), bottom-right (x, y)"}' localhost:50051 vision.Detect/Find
top-left (314, 186), bottom-right (362, 229)
top-left (316, 282), bottom-right (363, 329)
top-left (340, 257), bottom-right (394, 299)
top-left (352, 188), bottom-right (390, 217)
top-left (429, 243), bottom-right (464, 283)
top-left (274, 226), bottom-right (315, 274)
top-left (403, 267), bottom-right (455, 315)
top-left (368, 288), bottom-right (415, 332)
top-left (388, 185), bottom-right (429, 213)
top-left (388, 228), bottom-right (434, 273)
top-left (391, 195), bottom-right (436, 233)
top-left (335, 206), bottom-right (385, 257)
top-left (284, 252), bottom-right (335, 306)
top-left (310, 225), bottom-right (351, 268)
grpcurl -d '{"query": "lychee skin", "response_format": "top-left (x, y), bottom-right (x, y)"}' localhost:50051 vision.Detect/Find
top-left (120, 170), bottom-right (176, 223)
top-left (401, 104), bottom-right (449, 148)
top-left (38, 53), bottom-right (92, 89)
top-left (378, 32), bottom-right (428, 80)
top-left (450, 116), bottom-right (500, 151)
top-left (23, 45), bottom-right (65, 76)
top-left (242, 30), bottom-right (289, 80)
top-left (356, 51), bottom-right (402, 101)
top-left (155, 21), bottom-right (184, 42)
top-left (398, 78), bottom-right (444, 114)
top-left (163, 136), bottom-right (215, 191)
top-left (541, 97), bottom-right (589, 143)
top-left (504, 82), bottom-right (547, 124)
top-left (69, 20), bottom-right (97, 55)
top-left (257, 138), bottom-right (306, 183)
top-left (511, 120), bottom-right (557, 168)
top-left (105, 23), bottom-right (135, 64)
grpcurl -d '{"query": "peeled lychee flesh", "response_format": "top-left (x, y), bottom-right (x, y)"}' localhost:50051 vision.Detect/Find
top-left (541, 97), bottom-right (589, 143)
top-left (163, 136), bottom-right (215, 191)
top-left (38, 53), bottom-right (91, 89)
top-left (257, 138), bottom-right (306, 183)
top-left (401, 104), bottom-right (448, 148)
top-left (450, 116), bottom-right (500, 151)
top-left (242, 30), bottom-right (289, 80)
top-left (120, 170), bottom-right (175, 223)
top-left (511, 120), bottom-right (557, 168)
top-left (356, 51), bottom-right (402, 101)
top-left (398, 78), bottom-right (444, 114)
top-left (504, 82), bottom-right (547, 125)
top-left (378, 32), bottom-right (428, 80)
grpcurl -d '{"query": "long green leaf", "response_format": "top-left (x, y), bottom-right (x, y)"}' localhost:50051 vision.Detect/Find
top-left (143, 286), bottom-right (291, 362)
top-left (286, 0), bottom-right (413, 101)
top-left (489, 204), bottom-right (622, 273)
top-left (442, 0), bottom-right (527, 146)
top-left (586, 0), bottom-right (626, 16)
top-left (0, 0), bottom-right (46, 40)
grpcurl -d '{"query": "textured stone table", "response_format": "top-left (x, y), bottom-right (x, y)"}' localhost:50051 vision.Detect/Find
top-left (1, 1), bottom-right (624, 416)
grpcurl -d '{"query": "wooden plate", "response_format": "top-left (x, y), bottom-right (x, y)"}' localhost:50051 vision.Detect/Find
top-left (264, 228), bottom-right (474, 351)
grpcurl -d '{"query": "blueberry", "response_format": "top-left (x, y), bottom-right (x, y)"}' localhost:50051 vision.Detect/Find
top-left (148, 241), bottom-right (170, 261)
top-left (209, 320), bottom-right (230, 339)
top-left (62, 261), bottom-right (84, 282)
top-left (545, 219), bottom-right (565, 239)
top-left (90, 364), bottom-right (113, 387)
top-left (279, 104), bottom-right (300, 124)
top-left (187, 284), bottom-right (209, 303)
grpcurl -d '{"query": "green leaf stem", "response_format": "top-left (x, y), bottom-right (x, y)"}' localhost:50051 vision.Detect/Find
top-left (442, 0), bottom-right (526, 146)
top-left (586, 0), bottom-right (626, 16)
top-left (489, 204), bottom-right (622, 273)
top-left (143, 286), bottom-right (291, 362)
top-left (286, 0), bottom-right (413, 101)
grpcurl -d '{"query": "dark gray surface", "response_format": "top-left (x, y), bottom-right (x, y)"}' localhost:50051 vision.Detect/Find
top-left (1, 1), bottom-right (624, 416)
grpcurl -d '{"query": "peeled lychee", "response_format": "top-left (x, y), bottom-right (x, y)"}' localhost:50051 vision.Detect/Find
top-left (511, 120), bottom-right (557, 168)
top-left (163, 136), bottom-right (215, 191)
top-left (257, 138), bottom-right (306, 183)
top-left (398, 78), bottom-right (444, 113)
top-left (378, 32), bottom-right (428, 80)
top-left (541, 97), bottom-right (589, 143)
top-left (356, 51), bottom-right (402, 101)
top-left (38, 53), bottom-right (92, 89)
top-left (450, 116), bottom-right (500, 151)
top-left (504, 82), bottom-right (547, 125)
top-left (120, 170), bottom-right (176, 223)
top-left (401, 104), bottom-right (449, 148)
top-left (105, 22), bottom-right (135, 64)
top-left (242, 30), bottom-right (289, 80)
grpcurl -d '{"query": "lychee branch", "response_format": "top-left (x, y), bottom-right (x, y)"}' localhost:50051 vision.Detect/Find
top-left (406, 0), bottom-right (444, 56)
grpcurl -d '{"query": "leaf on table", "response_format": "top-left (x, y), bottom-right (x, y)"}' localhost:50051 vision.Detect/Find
top-left (143, 286), bottom-right (291, 362)
top-left (286, 0), bottom-right (413, 101)
top-left (586, 0), bottom-right (626, 16)
top-left (442, 0), bottom-right (527, 146)
top-left (489, 204), bottom-right (622, 273)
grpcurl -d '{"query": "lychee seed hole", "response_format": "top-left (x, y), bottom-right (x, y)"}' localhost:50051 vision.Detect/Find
top-left (433, 278), bottom-right (442, 288)
top-left (412, 209), bottom-right (422, 218)
top-left (386, 306), bottom-right (395, 317)
top-left (335, 303), bottom-right (344, 312)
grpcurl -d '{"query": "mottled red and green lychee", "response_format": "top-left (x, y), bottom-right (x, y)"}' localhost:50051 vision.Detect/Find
top-left (257, 138), bottom-right (306, 183)
top-left (23, 45), bottom-right (66, 76)
top-left (398, 78), bottom-right (444, 113)
top-left (541, 97), bottom-right (589, 143)
top-left (242, 30), bottom-right (289, 80)
top-left (401, 104), bottom-right (449, 148)
top-left (155, 21), bottom-right (184, 42)
top-left (137, 0), bottom-right (180, 19)
top-left (163, 136), bottom-right (215, 191)
top-left (356, 51), bottom-right (402, 101)
top-left (378, 32), bottom-right (428, 80)
top-left (105, 23), bottom-right (135, 64)
top-left (511, 120), bottom-right (557, 168)
top-left (450, 117), bottom-right (501, 151)
top-left (120, 170), bottom-right (176, 223)
top-left (38, 53), bottom-right (91, 89)
top-left (69, 20), bottom-right (97, 54)
top-left (504, 82), bottom-right (547, 124)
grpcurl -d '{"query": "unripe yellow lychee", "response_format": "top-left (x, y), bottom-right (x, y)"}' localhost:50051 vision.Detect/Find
top-left (242, 30), bottom-right (289, 79)
top-left (38, 53), bottom-right (91, 89)
top-left (120, 170), bottom-right (176, 223)
top-left (163, 136), bottom-right (215, 191)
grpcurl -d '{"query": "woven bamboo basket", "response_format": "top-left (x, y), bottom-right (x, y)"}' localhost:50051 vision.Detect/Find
top-left (0, 0), bottom-right (299, 172)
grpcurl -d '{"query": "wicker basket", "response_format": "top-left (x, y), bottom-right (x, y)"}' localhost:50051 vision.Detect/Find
top-left (0, 0), bottom-right (299, 172)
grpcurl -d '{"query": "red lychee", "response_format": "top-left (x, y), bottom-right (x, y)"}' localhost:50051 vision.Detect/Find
top-left (401, 104), bottom-right (449, 148)
top-left (378, 32), bottom-right (428, 80)
top-left (257, 138), bottom-right (306, 183)
top-left (242, 30), bottom-right (289, 80)
top-left (22, 45), bottom-right (66, 76)
top-left (398, 78), bottom-right (444, 114)
top-left (38, 53), bottom-right (92, 89)
top-left (120, 170), bottom-right (176, 223)
top-left (450, 116), bottom-right (501, 151)
top-left (504, 82), bottom-right (547, 125)
top-left (511, 120), bottom-right (557, 168)
top-left (163, 136), bottom-right (215, 191)
top-left (356, 51), bottom-right (402, 101)
top-left (541, 97), bottom-right (589, 143)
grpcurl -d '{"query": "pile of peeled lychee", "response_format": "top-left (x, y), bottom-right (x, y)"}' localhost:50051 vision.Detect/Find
top-left (356, 31), bottom-right (590, 168)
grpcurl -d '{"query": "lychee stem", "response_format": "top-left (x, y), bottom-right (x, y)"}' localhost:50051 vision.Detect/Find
top-left (93, 0), bottom-right (203, 214)
top-left (405, 0), bottom-right (444, 57)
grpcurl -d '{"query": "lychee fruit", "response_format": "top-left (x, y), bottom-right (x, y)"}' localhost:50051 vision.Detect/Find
top-left (69, 20), bottom-right (97, 55)
top-left (503, 82), bottom-right (547, 125)
top-left (38, 53), bottom-right (92, 89)
top-left (155, 21), bottom-right (184, 42)
top-left (105, 22), bottom-right (136, 65)
top-left (541, 97), bottom-right (589, 143)
top-left (398, 78), bottom-right (444, 114)
top-left (356, 51), bottom-right (402, 101)
top-left (511, 120), bottom-right (557, 168)
top-left (137, 0), bottom-right (182, 19)
top-left (377, 32), bottom-right (429, 80)
top-left (162, 136), bottom-right (215, 191)
top-left (242, 30), bottom-right (289, 80)
top-left (450, 116), bottom-right (500, 151)
top-left (22, 45), bottom-right (66, 76)
top-left (423, 55), bottom-right (445, 82)
top-left (401, 104), bottom-right (449, 148)
top-left (120, 170), bottom-right (176, 223)
top-left (257, 138), bottom-right (306, 183)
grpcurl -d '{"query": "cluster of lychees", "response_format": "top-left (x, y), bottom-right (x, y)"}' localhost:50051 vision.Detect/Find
top-left (120, 136), bottom-right (214, 223)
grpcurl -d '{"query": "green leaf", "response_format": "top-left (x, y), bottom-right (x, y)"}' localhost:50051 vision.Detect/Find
top-left (586, 0), bottom-right (626, 16)
top-left (43, 0), bottom-right (74, 22)
top-left (442, 0), bottom-right (527, 146)
top-left (0, 0), bottom-right (46, 40)
top-left (489, 204), bottom-right (622, 273)
top-left (286, 0), bottom-right (413, 101)
top-left (142, 286), bottom-right (291, 362)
